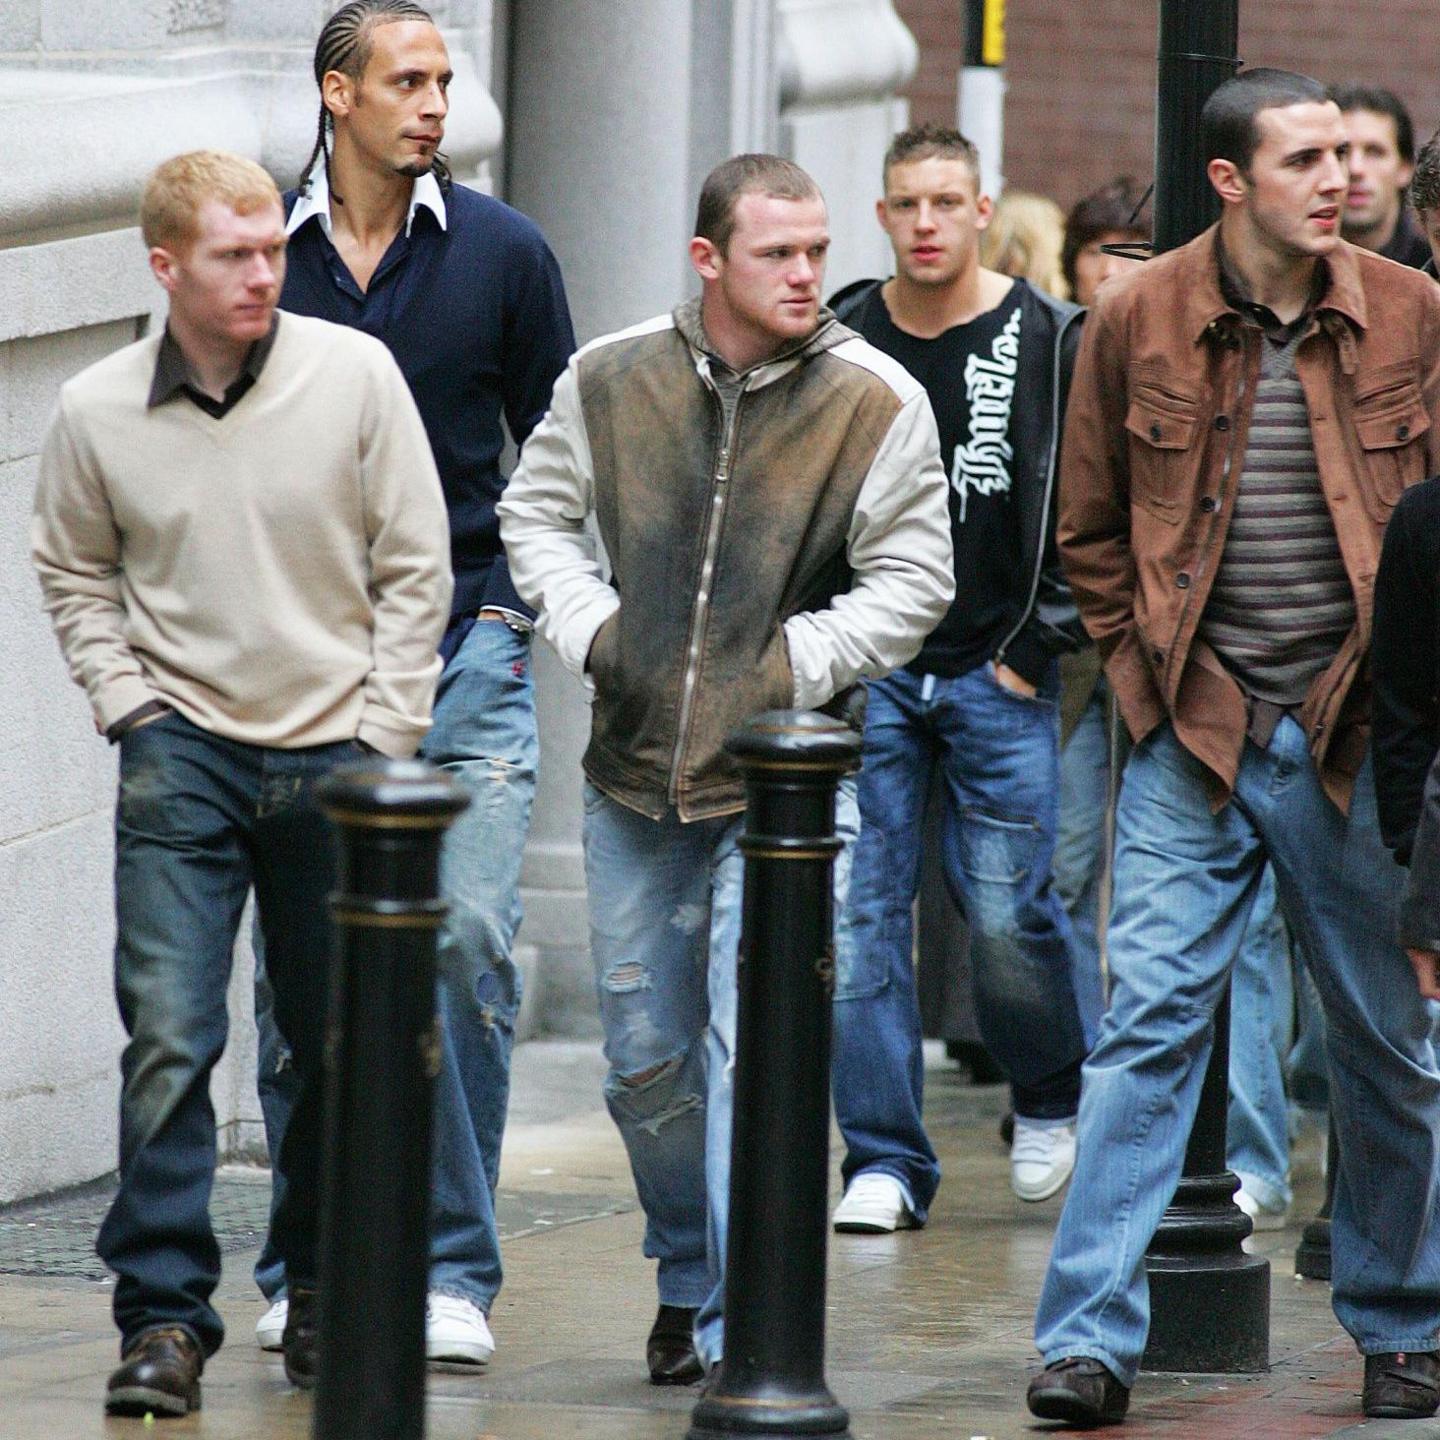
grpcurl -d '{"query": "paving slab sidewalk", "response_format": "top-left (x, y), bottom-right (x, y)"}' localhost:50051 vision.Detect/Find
top-left (0, 1041), bottom-right (1399, 1440)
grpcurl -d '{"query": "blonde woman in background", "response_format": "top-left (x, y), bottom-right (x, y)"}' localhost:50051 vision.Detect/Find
top-left (980, 190), bottom-right (1069, 299)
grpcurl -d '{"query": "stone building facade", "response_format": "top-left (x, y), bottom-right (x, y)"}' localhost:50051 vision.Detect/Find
top-left (0, 0), bottom-right (919, 1204)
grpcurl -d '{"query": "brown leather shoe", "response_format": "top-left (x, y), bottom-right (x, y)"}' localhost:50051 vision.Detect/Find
top-left (105, 1326), bottom-right (203, 1416)
top-left (1363, 1351), bottom-right (1440, 1418)
top-left (1026, 1356), bottom-right (1130, 1427)
top-left (282, 1285), bottom-right (319, 1390)
top-left (646, 1304), bottom-right (703, 1386)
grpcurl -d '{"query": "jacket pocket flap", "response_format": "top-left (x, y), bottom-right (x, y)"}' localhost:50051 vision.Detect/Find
top-left (1355, 399), bottom-right (1429, 451)
top-left (1125, 399), bottom-right (1196, 451)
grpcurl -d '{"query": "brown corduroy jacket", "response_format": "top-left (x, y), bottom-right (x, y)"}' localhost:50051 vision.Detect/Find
top-left (1058, 225), bottom-right (1440, 812)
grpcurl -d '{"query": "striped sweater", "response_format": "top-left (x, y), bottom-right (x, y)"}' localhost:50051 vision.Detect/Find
top-left (1197, 332), bottom-right (1356, 707)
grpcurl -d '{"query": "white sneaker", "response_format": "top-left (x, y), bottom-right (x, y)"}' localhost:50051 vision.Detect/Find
top-left (1236, 1184), bottom-right (1290, 1232)
top-left (1011, 1119), bottom-right (1077, 1202)
top-left (256, 1297), bottom-right (288, 1352)
top-left (425, 1293), bottom-right (495, 1364)
top-left (832, 1172), bottom-right (919, 1233)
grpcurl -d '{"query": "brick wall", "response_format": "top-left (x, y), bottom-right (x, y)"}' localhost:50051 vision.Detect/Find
top-left (893, 0), bottom-right (1440, 210)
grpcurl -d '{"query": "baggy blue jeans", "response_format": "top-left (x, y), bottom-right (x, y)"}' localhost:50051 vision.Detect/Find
top-left (255, 616), bottom-right (536, 1313)
top-left (1053, 680), bottom-right (1112, 1046)
top-left (582, 778), bottom-right (858, 1370)
top-left (1035, 718), bottom-right (1440, 1388)
top-left (1054, 684), bottom-right (1318, 1210)
top-left (99, 712), bottom-right (349, 1356)
top-left (832, 663), bottom-right (1087, 1212)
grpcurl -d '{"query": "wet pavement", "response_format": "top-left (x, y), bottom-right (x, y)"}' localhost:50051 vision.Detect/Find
top-left (0, 1040), bottom-right (1410, 1439)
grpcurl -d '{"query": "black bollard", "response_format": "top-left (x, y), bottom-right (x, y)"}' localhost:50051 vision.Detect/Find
top-left (688, 711), bottom-right (860, 1440)
top-left (1143, 986), bottom-right (1270, 1372)
top-left (312, 758), bottom-right (470, 1440)
top-left (1294, 1116), bottom-right (1337, 1282)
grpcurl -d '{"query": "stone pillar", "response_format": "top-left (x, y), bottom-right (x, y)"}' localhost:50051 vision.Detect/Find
top-left (777, 0), bottom-right (918, 290)
top-left (505, 1), bottom-right (777, 1032)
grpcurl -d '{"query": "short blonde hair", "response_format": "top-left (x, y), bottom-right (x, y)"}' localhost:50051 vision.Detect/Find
top-left (140, 150), bottom-right (283, 252)
top-left (980, 191), bottom-right (1070, 301)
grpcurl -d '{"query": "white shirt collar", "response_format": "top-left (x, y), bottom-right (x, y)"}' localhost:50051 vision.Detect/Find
top-left (285, 160), bottom-right (448, 240)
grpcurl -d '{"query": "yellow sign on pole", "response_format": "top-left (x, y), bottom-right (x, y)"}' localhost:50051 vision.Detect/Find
top-left (982, 0), bottom-right (1006, 67)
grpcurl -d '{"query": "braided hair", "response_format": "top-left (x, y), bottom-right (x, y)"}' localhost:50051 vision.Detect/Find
top-left (299, 0), bottom-right (452, 197)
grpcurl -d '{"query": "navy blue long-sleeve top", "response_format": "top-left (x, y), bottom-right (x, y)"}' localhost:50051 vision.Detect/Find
top-left (282, 178), bottom-right (575, 619)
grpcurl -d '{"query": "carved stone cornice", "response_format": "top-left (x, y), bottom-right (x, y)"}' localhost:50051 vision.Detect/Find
top-left (775, 0), bottom-right (918, 111)
top-left (0, 37), bottom-right (501, 243)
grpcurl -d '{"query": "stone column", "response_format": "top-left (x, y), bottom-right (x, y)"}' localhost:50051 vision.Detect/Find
top-left (777, 0), bottom-right (918, 290)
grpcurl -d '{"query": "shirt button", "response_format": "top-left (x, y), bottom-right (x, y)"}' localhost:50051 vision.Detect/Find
top-left (1152, 648), bottom-right (1165, 664)
top-left (1397, 422), bottom-right (1411, 440)
top-left (1200, 496), bottom-right (1218, 513)
top-left (1150, 422), bottom-right (1163, 441)
top-left (1214, 415), bottom-right (1230, 431)
top-left (1176, 572), bottom-right (1191, 589)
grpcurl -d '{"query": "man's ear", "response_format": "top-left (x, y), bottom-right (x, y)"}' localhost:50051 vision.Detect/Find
top-left (690, 235), bottom-right (723, 282)
top-left (149, 246), bottom-right (180, 294)
top-left (1208, 157), bottom-right (1247, 207)
top-left (321, 70), bottom-right (352, 124)
top-left (973, 191), bottom-right (996, 233)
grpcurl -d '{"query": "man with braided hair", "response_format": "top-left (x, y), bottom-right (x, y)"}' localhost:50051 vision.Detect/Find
top-left (252, 0), bottom-right (574, 1368)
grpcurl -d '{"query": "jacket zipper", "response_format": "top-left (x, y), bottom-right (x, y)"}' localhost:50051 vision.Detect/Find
top-left (668, 381), bottom-right (744, 806)
top-left (993, 305), bottom-right (1082, 668)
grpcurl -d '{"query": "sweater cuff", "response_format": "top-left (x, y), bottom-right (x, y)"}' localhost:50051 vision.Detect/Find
top-left (480, 555), bottom-right (538, 624)
top-left (999, 625), bottom-right (1052, 690)
top-left (95, 676), bottom-right (167, 739)
top-left (356, 711), bottom-right (426, 760)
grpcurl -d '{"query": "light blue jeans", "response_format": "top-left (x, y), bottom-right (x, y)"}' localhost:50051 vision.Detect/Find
top-left (255, 616), bottom-right (536, 1314)
top-left (1053, 681), bottom-right (1111, 1046)
top-left (1055, 681), bottom-right (1323, 1210)
top-left (582, 777), bottom-right (857, 1371)
top-left (1227, 864), bottom-right (1300, 1213)
top-left (1036, 718), bottom-right (1440, 1388)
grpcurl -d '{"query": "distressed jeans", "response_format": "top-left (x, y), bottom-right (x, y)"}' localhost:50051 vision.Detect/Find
top-left (833, 661), bottom-right (1087, 1208)
top-left (583, 777), bottom-right (857, 1370)
top-left (1035, 719), bottom-right (1440, 1387)
top-left (99, 711), bottom-right (348, 1356)
top-left (255, 616), bottom-right (537, 1313)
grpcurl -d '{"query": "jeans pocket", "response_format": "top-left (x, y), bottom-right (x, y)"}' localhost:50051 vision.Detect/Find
top-left (957, 807), bottom-right (1039, 885)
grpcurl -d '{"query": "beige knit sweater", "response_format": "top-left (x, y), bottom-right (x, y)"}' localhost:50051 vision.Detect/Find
top-left (32, 311), bottom-right (452, 757)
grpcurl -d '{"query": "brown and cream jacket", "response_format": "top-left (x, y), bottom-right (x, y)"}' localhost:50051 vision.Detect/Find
top-left (499, 299), bottom-right (954, 820)
top-left (1058, 225), bottom-right (1440, 811)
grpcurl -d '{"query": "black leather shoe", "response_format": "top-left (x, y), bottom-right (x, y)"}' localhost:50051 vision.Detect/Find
top-left (282, 1285), bottom-right (319, 1390)
top-left (1026, 1356), bottom-right (1130, 1427)
top-left (1363, 1351), bottom-right (1440, 1418)
top-left (105, 1326), bottom-right (203, 1416)
top-left (646, 1304), bottom-right (703, 1386)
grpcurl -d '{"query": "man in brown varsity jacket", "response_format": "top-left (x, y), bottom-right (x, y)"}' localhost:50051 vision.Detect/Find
top-left (499, 153), bottom-right (952, 1383)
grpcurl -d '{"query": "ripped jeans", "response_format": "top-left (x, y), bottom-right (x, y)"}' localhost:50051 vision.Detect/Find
top-left (582, 777), bottom-right (858, 1369)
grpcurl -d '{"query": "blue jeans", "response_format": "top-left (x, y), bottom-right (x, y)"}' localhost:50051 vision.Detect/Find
top-left (834, 663), bottom-right (1086, 1177)
top-left (583, 778), bottom-right (858, 1370)
top-left (1035, 718), bottom-right (1440, 1387)
top-left (98, 712), bottom-right (350, 1356)
top-left (1226, 864), bottom-right (1299, 1212)
top-left (1054, 681), bottom-right (1111, 1046)
top-left (255, 616), bottom-right (537, 1313)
